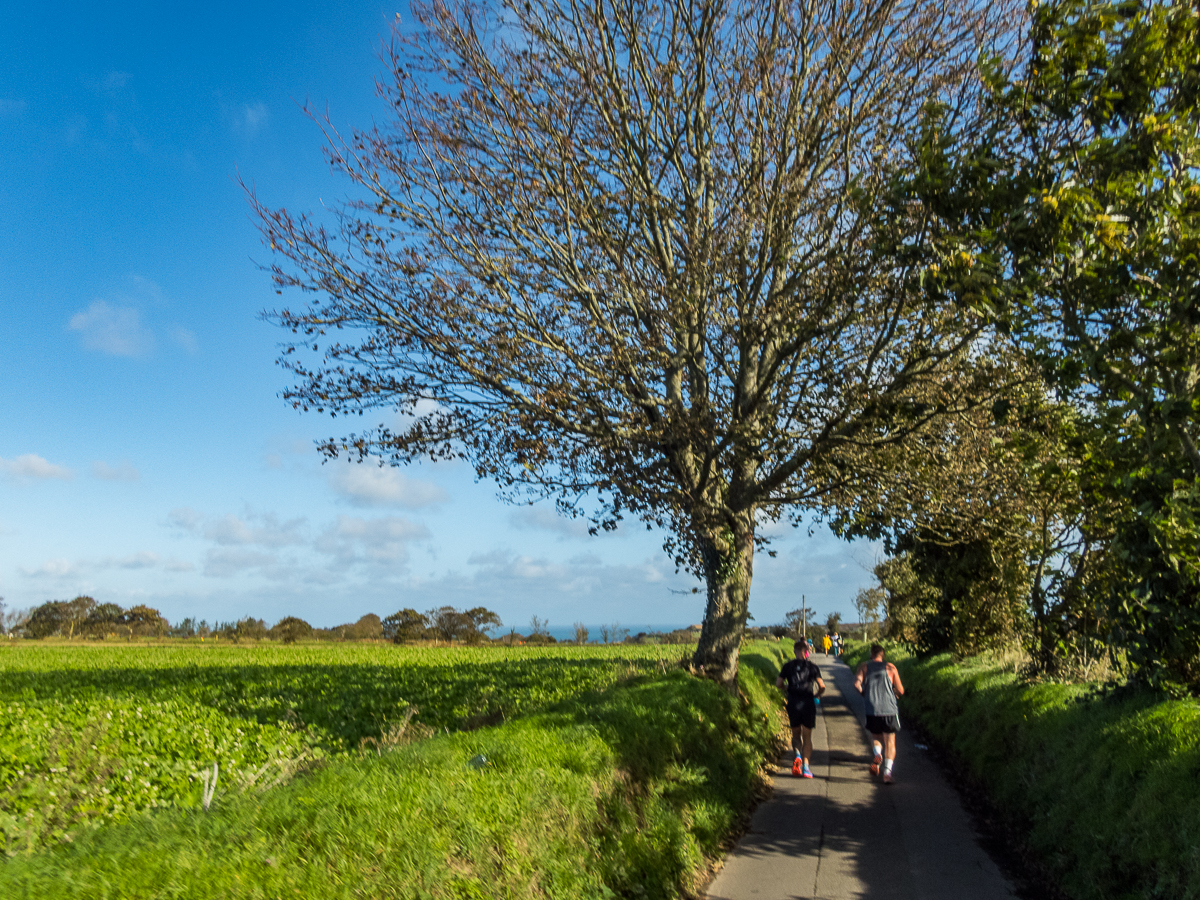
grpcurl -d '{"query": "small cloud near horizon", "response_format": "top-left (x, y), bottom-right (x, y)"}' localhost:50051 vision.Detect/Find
top-left (18, 551), bottom-right (192, 580)
top-left (203, 547), bottom-right (278, 578)
top-left (20, 558), bottom-right (81, 579)
top-left (1, 454), bottom-right (74, 482)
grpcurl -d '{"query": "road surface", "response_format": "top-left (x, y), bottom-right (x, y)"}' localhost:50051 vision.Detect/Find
top-left (706, 653), bottom-right (1015, 900)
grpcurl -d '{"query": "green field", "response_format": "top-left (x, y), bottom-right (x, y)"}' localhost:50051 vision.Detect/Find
top-left (0, 641), bottom-right (788, 899)
top-left (0, 641), bottom-right (695, 855)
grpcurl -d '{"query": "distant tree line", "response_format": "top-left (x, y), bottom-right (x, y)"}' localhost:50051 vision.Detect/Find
top-left (3, 598), bottom-right (692, 647)
top-left (5, 592), bottom-right (884, 649)
top-left (14, 596), bottom-right (168, 640)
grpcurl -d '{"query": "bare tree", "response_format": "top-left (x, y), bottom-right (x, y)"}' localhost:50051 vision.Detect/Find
top-left (253, 0), bottom-right (1015, 687)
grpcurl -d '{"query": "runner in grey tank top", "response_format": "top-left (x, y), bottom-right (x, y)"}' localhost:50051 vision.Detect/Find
top-left (854, 644), bottom-right (906, 784)
top-left (863, 660), bottom-right (900, 718)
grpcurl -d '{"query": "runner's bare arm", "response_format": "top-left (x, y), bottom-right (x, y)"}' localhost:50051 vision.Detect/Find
top-left (816, 677), bottom-right (826, 696)
top-left (853, 664), bottom-right (866, 693)
top-left (776, 675), bottom-right (786, 690)
top-left (887, 663), bottom-right (905, 696)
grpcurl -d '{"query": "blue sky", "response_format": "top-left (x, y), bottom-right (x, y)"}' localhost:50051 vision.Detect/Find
top-left (0, 1), bottom-right (880, 630)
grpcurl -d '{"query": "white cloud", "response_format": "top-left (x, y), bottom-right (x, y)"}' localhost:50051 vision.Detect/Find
top-left (164, 559), bottom-right (195, 572)
top-left (168, 507), bottom-right (204, 531)
top-left (92, 459), bottom-right (140, 481)
top-left (510, 506), bottom-right (591, 539)
top-left (204, 512), bottom-right (308, 548)
top-left (19, 551), bottom-right (171, 579)
top-left (203, 548), bottom-right (278, 578)
top-left (20, 558), bottom-right (82, 579)
top-left (463, 549), bottom-right (664, 596)
top-left (68, 301), bottom-right (154, 357)
top-left (329, 463), bottom-right (447, 509)
top-left (115, 552), bottom-right (159, 569)
top-left (169, 509), bottom-right (306, 548)
top-left (315, 515), bottom-right (430, 564)
top-left (0, 454), bottom-right (74, 481)
top-left (166, 503), bottom-right (428, 583)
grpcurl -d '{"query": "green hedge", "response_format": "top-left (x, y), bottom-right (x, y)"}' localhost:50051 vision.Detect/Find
top-left (0, 644), bottom-right (788, 899)
top-left (859, 643), bottom-right (1200, 900)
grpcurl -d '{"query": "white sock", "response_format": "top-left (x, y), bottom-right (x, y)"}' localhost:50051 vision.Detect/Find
top-left (873, 742), bottom-right (883, 759)
top-left (883, 759), bottom-right (894, 776)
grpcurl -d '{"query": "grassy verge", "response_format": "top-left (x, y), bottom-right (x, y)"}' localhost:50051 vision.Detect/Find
top-left (0, 642), bottom-right (711, 852)
top-left (0, 643), bottom-right (788, 899)
top-left (846, 641), bottom-right (1200, 900)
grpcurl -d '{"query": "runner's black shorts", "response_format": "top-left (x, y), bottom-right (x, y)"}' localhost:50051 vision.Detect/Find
top-left (865, 714), bottom-right (901, 734)
top-left (786, 698), bottom-right (817, 729)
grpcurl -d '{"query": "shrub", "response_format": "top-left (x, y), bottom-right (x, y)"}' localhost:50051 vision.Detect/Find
top-left (270, 617), bottom-right (313, 644)
top-left (381, 608), bottom-right (428, 643)
top-left (891, 649), bottom-right (1200, 900)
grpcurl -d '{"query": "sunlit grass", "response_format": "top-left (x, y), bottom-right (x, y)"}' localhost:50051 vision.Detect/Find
top-left (874, 644), bottom-right (1200, 900)
top-left (0, 641), bottom-right (701, 854)
top-left (0, 644), bottom-right (789, 900)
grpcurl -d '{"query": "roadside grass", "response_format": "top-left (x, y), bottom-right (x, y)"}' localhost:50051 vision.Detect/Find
top-left (0, 643), bottom-right (789, 899)
top-left (844, 641), bottom-right (1200, 900)
top-left (0, 642), bottom-right (702, 852)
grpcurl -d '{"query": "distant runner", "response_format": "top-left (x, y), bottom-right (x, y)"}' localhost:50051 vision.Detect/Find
top-left (822, 633), bottom-right (832, 655)
top-left (777, 639), bottom-right (826, 778)
top-left (853, 643), bottom-right (905, 784)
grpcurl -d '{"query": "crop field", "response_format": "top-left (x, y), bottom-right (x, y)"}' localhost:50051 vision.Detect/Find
top-left (0, 641), bottom-right (691, 854)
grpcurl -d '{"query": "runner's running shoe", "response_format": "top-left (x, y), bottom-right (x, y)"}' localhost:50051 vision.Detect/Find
top-left (792, 756), bottom-right (803, 776)
top-left (882, 772), bottom-right (894, 785)
top-left (802, 762), bottom-right (814, 779)
top-left (870, 748), bottom-right (883, 776)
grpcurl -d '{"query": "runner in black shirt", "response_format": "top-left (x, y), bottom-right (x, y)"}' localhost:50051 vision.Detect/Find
top-left (776, 639), bottom-right (826, 777)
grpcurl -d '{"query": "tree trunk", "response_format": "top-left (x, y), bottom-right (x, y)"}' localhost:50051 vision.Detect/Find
top-left (692, 512), bottom-right (756, 692)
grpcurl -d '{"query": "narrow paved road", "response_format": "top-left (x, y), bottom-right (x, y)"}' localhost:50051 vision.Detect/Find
top-left (706, 653), bottom-right (1015, 900)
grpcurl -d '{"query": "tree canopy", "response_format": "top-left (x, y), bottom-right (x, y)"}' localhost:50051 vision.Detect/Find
top-left (253, 0), bottom-right (1015, 686)
top-left (882, 0), bottom-right (1200, 692)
